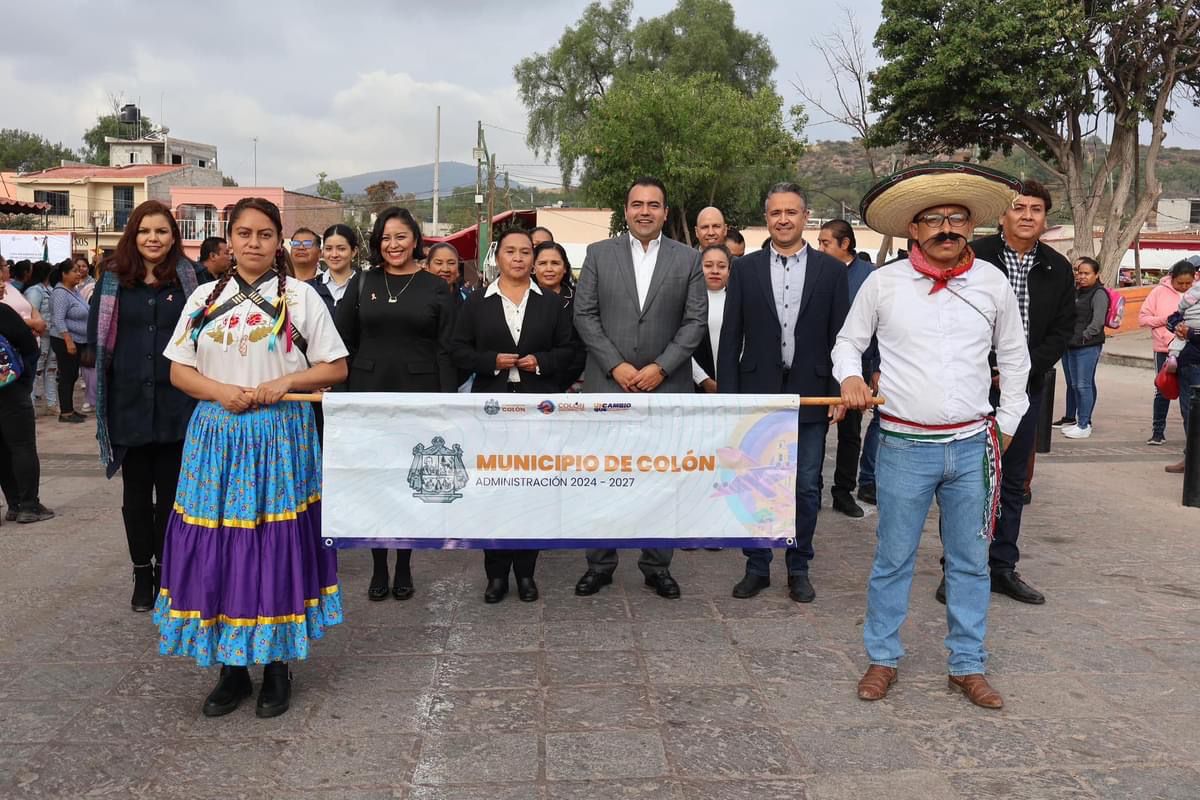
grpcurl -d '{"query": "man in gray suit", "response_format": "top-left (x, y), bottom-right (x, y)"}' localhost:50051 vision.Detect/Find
top-left (572, 176), bottom-right (708, 599)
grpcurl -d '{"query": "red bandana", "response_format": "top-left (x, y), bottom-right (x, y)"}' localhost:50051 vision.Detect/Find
top-left (909, 242), bottom-right (976, 293)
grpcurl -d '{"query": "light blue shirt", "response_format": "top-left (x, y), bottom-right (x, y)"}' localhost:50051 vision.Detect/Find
top-left (769, 243), bottom-right (808, 368)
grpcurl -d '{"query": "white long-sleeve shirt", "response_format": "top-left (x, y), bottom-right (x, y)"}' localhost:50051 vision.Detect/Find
top-left (832, 257), bottom-right (1031, 437)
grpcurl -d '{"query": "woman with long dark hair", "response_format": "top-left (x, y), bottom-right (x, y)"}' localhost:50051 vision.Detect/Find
top-left (157, 197), bottom-right (348, 719)
top-left (23, 261), bottom-right (57, 412)
top-left (313, 223), bottom-right (359, 312)
top-left (451, 229), bottom-right (579, 602)
top-left (1061, 257), bottom-right (1109, 440)
top-left (336, 206), bottom-right (456, 602)
top-left (532, 241), bottom-right (585, 390)
top-left (87, 200), bottom-right (199, 611)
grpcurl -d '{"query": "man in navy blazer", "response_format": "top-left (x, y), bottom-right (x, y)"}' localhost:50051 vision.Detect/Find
top-left (717, 183), bottom-right (850, 603)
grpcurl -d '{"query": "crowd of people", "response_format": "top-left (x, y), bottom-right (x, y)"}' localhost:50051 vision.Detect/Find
top-left (3, 160), bottom-right (1189, 721)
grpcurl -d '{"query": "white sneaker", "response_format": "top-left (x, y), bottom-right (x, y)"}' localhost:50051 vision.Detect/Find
top-left (1063, 425), bottom-right (1092, 439)
top-left (1060, 424), bottom-right (1078, 435)
top-left (80, 403), bottom-right (93, 413)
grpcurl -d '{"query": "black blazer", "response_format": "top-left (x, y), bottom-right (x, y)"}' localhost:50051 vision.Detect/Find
top-left (335, 269), bottom-right (457, 393)
top-left (451, 285), bottom-right (581, 394)
top-left (693, 330), bottom-right (715, 388)
top-left (717, 246), bottom-right (850, 424)
top-left (972, 233), bottom-right (1075, 392)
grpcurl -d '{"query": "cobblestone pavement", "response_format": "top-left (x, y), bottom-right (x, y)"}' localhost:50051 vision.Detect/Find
top-left (1, 360), bottom-right (1197, 799)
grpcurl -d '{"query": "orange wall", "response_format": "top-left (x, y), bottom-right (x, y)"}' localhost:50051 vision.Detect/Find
top-left (1114, 286), bottom-right (1152, 334)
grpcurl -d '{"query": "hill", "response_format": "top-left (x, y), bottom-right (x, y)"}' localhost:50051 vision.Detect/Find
top-left (295, 162), bottom-right (517, 198)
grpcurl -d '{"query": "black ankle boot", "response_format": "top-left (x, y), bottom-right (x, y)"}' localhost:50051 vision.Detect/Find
top-left (257, 661), bottom-right (291, 718)
top-left (131, 565), bottom-right (155, 612)
top-left (368, 568), bottom-right (389, 601)
top-left (202, 665), bottom-right (252, 717)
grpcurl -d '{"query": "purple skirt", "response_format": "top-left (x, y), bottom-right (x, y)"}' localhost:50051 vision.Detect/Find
top-left (153, 400), bottom-right (342, 667)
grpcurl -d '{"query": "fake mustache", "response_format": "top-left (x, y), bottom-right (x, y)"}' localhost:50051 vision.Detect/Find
top-left (930, 232), bottom-right (965, 244)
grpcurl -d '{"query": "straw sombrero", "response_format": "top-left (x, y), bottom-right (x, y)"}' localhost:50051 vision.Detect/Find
top-left (860, 162), bottom-right (1023, 239)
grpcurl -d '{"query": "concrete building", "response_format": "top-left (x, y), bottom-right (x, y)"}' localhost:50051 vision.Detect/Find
top-left (169, 186), bottom-right (343, 261)
top-left (1154, 196), bottom-right (1200, 231)
top-left (105, 131), bottom-right (219, 171)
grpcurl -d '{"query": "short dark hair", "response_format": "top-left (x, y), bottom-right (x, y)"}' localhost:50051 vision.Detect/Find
top-left (820, 219), bottom-right (856, 251)
top-left (369, 207), bottom-right (424, 266)
top-left (322, 223), bottom-right (359, 251)
top-left (530, 226), bottom-right (554, 242)
top-left (292, 227), bottom-right (322, 246)
top-left (199, 237), bottom-right (226, 263)
top-left (1017, 179), bottom-right (1053, 213)
top-left (29, 260), bottom-right (49, 286)
top-left (724, 228), bottom-right (745, 246)
top-left (8, 259), bottom-right (31, 282)
top-left (495, 227), bottom-right (532, 251)
top-left (626, 176), bottom-right (667, 206)
top-left (1170, 259), bottom-right (1198, 279)
top-left (764, 182), bottom-right (808, 212)
top-left (700, 244), bottom-right (732, 264)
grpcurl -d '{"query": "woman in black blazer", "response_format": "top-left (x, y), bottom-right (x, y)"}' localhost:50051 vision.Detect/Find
top-left (532, 241), bottom-right (586, 391)
top-left (451, 229), bottom-right (580, 603)
top-left (335, 207), bottom-right (456, 602)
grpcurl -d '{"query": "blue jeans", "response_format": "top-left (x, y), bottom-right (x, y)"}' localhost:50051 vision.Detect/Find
top-left (864, 432), bottom-right (991, 675)
top-left (1062, 353), bottom-right (1075, 419)
top-left (743, 420), bottom-right (827, 576)
top-left (1152, 352), bottom-right (1183, 438)
top-left (1064, 345), bottom-right (1102, 428)
top-left (858, 409), bottom-right (881, 487)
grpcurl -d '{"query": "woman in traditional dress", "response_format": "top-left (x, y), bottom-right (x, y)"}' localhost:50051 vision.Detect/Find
top-left (157, 197), bottom-right (348, 719)
top-left (88, 200), bottom-right (198, 612)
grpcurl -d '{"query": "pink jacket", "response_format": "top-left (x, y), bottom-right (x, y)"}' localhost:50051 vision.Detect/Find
top-left (1139, 277), bottom-right (1183, 353)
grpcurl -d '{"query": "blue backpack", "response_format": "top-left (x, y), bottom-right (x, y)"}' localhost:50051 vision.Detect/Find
top-left (0, 335), bottom-right (23, 387)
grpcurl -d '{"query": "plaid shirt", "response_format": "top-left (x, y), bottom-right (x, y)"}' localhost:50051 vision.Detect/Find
top-left (1000, 233), bottom-right (1036, 338)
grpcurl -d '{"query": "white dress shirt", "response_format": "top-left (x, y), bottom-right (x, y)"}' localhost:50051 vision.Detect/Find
top-left (485, 280), bottom-right (542, 382)
top-left (321, 269), bottom-right (352, 305)
top-left (692, 287), bottom-right (726, 384)
top-left (832, 258), bottom-right (1031, 437)
top-left (630, 233), bottom-right (662, 311)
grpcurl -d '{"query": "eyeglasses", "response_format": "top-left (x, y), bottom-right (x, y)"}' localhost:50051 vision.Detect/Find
top-left (915, 212), bottom-right (971, 228)
top-left (290, 239), bottom-right (315, 248)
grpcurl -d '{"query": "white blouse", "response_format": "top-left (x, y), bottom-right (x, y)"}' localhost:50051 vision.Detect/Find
top-left (164, 274), bottom-right (349, 387)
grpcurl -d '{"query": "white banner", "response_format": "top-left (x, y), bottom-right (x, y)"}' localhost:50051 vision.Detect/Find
top-left (321, 392), bottom-right (799, 548)
top-left (0, 232), bottom-right (73, 263)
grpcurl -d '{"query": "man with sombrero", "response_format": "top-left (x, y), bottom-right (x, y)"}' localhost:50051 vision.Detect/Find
top-left (833, 163), bottom-right (1031, 709)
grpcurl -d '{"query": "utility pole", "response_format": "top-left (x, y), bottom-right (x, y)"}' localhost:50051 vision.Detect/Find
top-left (487, 153), bottom-right (497, 259)
top-left (473, 121), bottom-right (493, 279)
top-left (432, 106), bottom-right (441, 231)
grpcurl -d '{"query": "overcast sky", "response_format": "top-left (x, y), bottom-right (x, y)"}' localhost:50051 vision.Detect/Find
top-left (4, 1), bottom-right (1199, 192)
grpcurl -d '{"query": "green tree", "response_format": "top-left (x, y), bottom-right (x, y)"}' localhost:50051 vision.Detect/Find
top-left (315, 171), bottom-right (344, 202)
top-left (869, 0), bottom-right (1200, 283)
top-left (0, 129), bottom-right (77, 172)
top-left (515, 0), bottom-right (777, 188)
top-left (563, 72), bottom-right (803, 243)
top-left (81, 113), bottom-right (156, 165)
top-left (221, 175), bottom-right (239, 187)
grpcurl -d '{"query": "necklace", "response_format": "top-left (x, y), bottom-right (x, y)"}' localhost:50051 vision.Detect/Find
top-left (383, 271), bottom-right (416, 303)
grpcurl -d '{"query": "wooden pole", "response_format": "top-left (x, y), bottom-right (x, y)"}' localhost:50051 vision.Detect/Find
top-left (281, 393), bottom-right (884, 407)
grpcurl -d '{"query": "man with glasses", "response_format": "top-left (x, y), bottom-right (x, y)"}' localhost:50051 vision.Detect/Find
top-left (289, 228), bottom-right (323, 283)
top-left (838, 163), bottom-right (1030, 709)
top-left (951, 180), bottom-right (1074, 607)
top-left (194, 237), bottom-right (231, 285)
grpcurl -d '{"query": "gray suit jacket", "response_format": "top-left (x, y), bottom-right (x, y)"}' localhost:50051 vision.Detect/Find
top-left (573, 233), bottom-right (707, 393)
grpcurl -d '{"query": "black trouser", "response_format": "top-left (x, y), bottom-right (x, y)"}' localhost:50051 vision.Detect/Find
top-left (120, 441), bottom-right (184, 566)
top-left (989, 389), bottom-right (1041, 572)
top-left (833, 408), bottom-right (863, 497)
top-left (484, 549), bottom-right (539, 580)
top-left (0, 383), bottom-right (40, 512)
top-left (372, 548), bottom-right (411, 575)
top-left (49, 336), bottom-right (81, 414)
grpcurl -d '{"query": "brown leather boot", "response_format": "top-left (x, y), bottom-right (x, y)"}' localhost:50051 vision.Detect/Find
top-left (1165, 461), bottom-right (1185, 474)
top-left (948, 673), bottom-right (1003, 709)
top-left (856, 665), bottom-right (897, 701)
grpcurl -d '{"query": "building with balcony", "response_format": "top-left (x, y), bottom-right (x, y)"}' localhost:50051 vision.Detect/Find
top-left (169, 187), bottom-right (343, 261)
top-left (3, 164), bottom-right (225, 258)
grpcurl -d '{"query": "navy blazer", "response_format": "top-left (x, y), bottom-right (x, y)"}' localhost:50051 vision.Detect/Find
top-left (717, 246), bottom-right (850, 423)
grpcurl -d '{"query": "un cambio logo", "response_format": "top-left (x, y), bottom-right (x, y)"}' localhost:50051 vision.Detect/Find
top-left (537, 400), bottom-right (556, 415)
top-left (484, 399), bottom-right (500, 416)
top-left (407, 437), bottom-right (469, 504)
